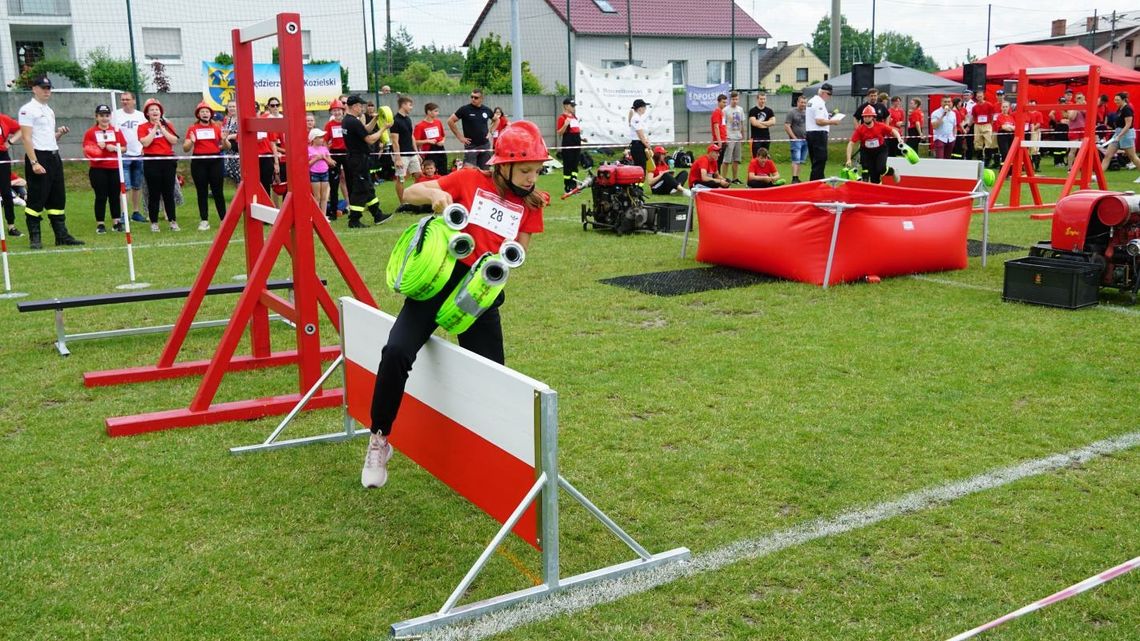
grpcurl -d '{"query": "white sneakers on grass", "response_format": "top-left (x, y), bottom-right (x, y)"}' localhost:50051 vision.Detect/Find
top-left (197, 220), bottom-right (210, 231)
top-left (361, 432), bottom-right (393, 488)
top-left (150, 223), bottom-right (160, 232)
top-left (169, 221), bottom-right (181, 232)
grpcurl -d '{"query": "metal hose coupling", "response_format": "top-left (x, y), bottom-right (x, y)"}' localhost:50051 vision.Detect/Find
top-left (498, 240), bottom-right (526, 268)
top-left (442, 203), bottom-right (469, 230)
top-left (447, 232), bottom-right (475, 260)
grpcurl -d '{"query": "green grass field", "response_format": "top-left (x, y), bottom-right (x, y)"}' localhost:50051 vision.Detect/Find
top-left (2, 148), bottom-right (1138, 641)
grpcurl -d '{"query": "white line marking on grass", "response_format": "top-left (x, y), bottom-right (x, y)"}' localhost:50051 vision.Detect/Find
top-left (422, 432), bottom-right (1140, 641)
top-left (911, 275), bottom-right (1140, 316)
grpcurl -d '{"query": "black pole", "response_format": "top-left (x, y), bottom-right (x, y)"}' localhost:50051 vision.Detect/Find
top-left (386, 0), bottom-right (392, 75)
top-left (730, 0), bottom-right (735, 87)
top-left (566, 0), bottom-right (573, 93)
top-left (870, 0), bottom-right (876, 62)
top-left (125, 0), bottom-right (140, 95)
top-left (361, 0), bottom-right (370, 92)
top-left (370, 0), bottom-right (381, 103)
top-left (626, 0), bottom-right (633, 65)
top-left (985, 4), bottom-right (991, 56)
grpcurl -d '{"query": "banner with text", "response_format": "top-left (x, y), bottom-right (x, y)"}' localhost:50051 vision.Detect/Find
top-left (201, 62), bottom-right (342, 112)
top-left (685, 82), bottom-right (731, 112)
top-left (574, 61), bottom-right (674, 145)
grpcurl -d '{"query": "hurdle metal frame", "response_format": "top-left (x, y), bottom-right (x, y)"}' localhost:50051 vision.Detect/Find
top-left (230, 299), bottom-right (690, 637)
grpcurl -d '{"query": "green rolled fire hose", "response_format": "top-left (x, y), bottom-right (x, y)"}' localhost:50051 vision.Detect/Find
top-left (385, 216), bottom-right (473, 301)
top-left (435, 252), bottom-right (510, 334)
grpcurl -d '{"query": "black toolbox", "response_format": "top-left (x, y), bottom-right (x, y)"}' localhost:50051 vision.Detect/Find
top-left (1002, 256), bottom-right (1101, 309)
top-left (647, 203), bottom-right (693, 233)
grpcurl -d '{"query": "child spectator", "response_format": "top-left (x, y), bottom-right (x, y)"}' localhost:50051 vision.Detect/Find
top-left (308, 127), bottom-right (335, 218)
top-left (649, 146), bottom-right (691, 196)
top-left (746, 147), bottom-right (783, 188)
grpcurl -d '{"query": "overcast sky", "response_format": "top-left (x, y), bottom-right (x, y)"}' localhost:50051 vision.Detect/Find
top-left (385, 0), bottom-right (1138, 69)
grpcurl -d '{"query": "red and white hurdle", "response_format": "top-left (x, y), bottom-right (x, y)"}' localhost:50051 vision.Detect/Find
top-left (231, 297), bottom-right (690, 635)
top-left (0, 218), bottom-right (27, 300)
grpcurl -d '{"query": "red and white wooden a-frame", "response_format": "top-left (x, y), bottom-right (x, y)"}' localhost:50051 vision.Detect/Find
top-left (987, 65), bottom-right (1107, 212)
top-left (84, 14), bottom-right (376, 437)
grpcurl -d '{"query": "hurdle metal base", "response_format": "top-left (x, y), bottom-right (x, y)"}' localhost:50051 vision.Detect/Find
top-left (105, 389), bottom-right (343, 437)
top-left (115, 282), bottom-right (153, 290)
top-left (390, 547), bottom-right (691, 638)
top-left (0, 291), bottom-right (28, 299)
top-left (84, 345), bottom-right (340, 387)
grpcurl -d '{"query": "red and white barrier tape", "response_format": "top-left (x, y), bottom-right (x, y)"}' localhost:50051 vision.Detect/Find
top-left (945, 555), bottom-right (1140, 641)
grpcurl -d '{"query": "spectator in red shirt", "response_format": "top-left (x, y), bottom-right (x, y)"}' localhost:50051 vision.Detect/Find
top-left (711, 94), bottom-right (728, 166)
top-left (888, 96), bottom-right (905, 157)
top-left (746, 147), bottom-right (782, 188)
top-left (81, 104), bottom-right (128, 233)
top-left (972, 90), bottom-right (999, 168)
top-left (649, 146), bottom-right (690, 196)
top-left (1026, 99), bottom-right (1045, 170)
top-left (137, 98), bottom-right (181, 231)
top-left (182, 101), bottom-right (229, 230)
top-left (906, 98), bottom-right (925, 149)
top-left (846, 104), bottom-right (904, 184)
top-left (414, 102), bottom-right (449, 179)
top-left (993, 99), bottom-right (1017, 166)
top-left (0, 110), bottom-right (22, 236)
top-left (490, 107), bottom-right (509, 147)
top-left (324, 99), bottom-right (349, 220)
top-left (361, 120), bottom-right (550, 489)
top-left (689, 144), bottom-right (730, 189)
top-left (556, 98), bottom-right (583, 193)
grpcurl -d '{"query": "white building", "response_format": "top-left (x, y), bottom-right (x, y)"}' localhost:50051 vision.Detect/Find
top-left (1, 0), bottom-right (369, 91)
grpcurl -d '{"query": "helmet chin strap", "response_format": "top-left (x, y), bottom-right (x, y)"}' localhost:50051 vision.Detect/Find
top-left (505, 164), bottom-right (535, 197)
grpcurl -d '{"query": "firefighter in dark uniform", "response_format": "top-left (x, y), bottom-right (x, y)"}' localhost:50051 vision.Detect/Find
top-left (17, 75), bottom-right (82, 249)
top-left (341, 95), bottom-right (391, 227)
top-left (556, 97), bottom-right (583, 194)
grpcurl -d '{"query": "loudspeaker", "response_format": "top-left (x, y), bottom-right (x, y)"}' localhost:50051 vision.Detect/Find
top-left (851, 63), bottom-right (875, 97)
top-left (963, 63), bottom-right (987, 93)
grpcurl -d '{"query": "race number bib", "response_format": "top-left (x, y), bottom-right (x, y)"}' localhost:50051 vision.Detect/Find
top-left (865, 138), bottom-right (881, 149)
top-left (424, 126), bottom-right (440, 139)
top-left (196, 128), bottom-right (216, 140)
top-left (256, 131), bottom-right (268, 140)
top-left (468, 188), bottom-right (524, 240)
top-left (97, 131), bottom-right (117, 143)
top-left (976, 115), bottom-right (988, 124)
top-left (568, 118), bottom-right (580, 129)
top-left (331, 126), bottom-right (343, 139)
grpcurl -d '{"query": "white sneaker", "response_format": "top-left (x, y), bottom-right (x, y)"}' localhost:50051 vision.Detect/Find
top-left (13, 196), bottom-right (25, 207)
top-left (169, 221), bottom-right (181, 232)
top-left (361, 432), bottom-right (393, 488)
top-left (150, 223), bottom-right (160, 232)
top-left (197, 220), bottom-right (210, 231)
top-left (681, 187), bottom-right (693, 198)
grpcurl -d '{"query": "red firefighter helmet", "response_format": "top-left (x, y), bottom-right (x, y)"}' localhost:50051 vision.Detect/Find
top-left (488, 120), bottom-right (551, 165)
top-left (328, 99), bottom-right (345, 111)
top-left (142, 98), bottom-right (165, 118)
top-left (861, 105), bottom-right (876, 118)
top-left (194, 101), bottom-right (213, 118)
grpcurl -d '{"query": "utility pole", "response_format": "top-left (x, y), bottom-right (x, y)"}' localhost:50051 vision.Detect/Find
top-left (386, 0), bottom-right (392, 75)
top-left (730, 0), bottom-right (736, 88)
top-left (566, 0), bottom-right (573, 94)
top-left (870, 0), bottom-right (876, 62)
top-left (985, 4), bottom-right (991, 56)
top-left (370, 0), bottom-right (380, 103)
top-left (626, 0), bottom-right (633, 65)
top-left (361, 0), bottom-right (370, 93)
top-left (1109, 10), bottom-right (1118, 64)
top-left (829, 0), bottom-right (840, 79)
top-left (510, 0), bottom-right (523, 118)
top-left (125, 0), bottom-right (140, 95)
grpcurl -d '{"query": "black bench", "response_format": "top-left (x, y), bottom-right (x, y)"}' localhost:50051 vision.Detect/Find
top-left (17, 279), bottom-right (312, 356)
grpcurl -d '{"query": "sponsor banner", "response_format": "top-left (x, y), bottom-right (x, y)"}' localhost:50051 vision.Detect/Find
top-left (685, 82), bottom-right (731, 112)
top-left (201, 61), bottom-right (342, 112)
top-left (575, 61), bottom-right (674, 145)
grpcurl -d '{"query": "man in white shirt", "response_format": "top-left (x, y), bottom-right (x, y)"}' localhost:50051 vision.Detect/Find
top-left (17, 75), bottom-right (82, 248)
top-left (111, 92), bottom-right (146, 222)
top-left (723, 91), bottom-right (746, 184)
top-left (805, 82), bottom-right (842, 181)
top-left (929, 97), bottom-right (957, 159)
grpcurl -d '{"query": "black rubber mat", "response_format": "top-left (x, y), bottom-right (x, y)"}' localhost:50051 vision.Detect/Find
top-left (967, 239), bottom-right (1025, 257)
top-left (600, 266), bottom-right (778, 296)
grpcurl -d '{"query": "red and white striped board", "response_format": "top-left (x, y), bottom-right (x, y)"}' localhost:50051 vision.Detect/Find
top-left (887, 157), bottom-right (983, 194)
top-left (341, 296), bottom-right (546, 548)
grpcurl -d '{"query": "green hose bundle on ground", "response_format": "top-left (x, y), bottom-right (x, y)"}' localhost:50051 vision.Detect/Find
top-left (435, 252), bottom-right (510, 334)
top-left (385, 216), bottom-right (473, 301)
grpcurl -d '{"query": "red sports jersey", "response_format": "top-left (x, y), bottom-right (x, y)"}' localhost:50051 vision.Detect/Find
top-left (0, 113), bottom-right (18, 152)
top-left (434, 168), bottom-right (544, 267)
top-left (955, 107), bottom-right (968, 131)
top-left (414, 173), bottom-right (435, 183)
top-left (137, 120), bottom-right (178, 156)
top-left (556, 113), bottom-right (581, 135)
top-left (972, 101), bottom-right (996, 125)
top-left (256, 113), bottom-right (279, 156)
top-left (748, 157), bottom-right (777, 178)
top-left (652, 161), bottom-right (668, 178)
top-left (413, 118), bottom-right (446, 152)
top-left (851, 121), bottom-right (895, 150)
top-left (82, 125), bottom-right (127, 170)
top-left (995, 113), bottom-right (1016, 132)
top-left (324, 118), bottom-right (346, 151)
top-left (186, 122), bottom-right (223, 155)
top-left (908, 109), bottom-right (924, 129)
top-left (689, 154), bottom-right (718, 186)
top-left (710, 108), bottom-right (727, 141)
top-left (889, 107), bottom-right (905, 129)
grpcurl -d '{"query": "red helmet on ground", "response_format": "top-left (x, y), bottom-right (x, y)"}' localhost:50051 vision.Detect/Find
top-left (861, 105), bottom-right (876, 118)
top-left (488, 120), bottom-right (551, 165)
top-left (194, 101), bottom-right (213, 118)
top-left (143, 98), bottom-right (165, 117)
top-left (328, 99), bottom-right (345, 111)
top-left (653, 145), bottom-right (667, 155)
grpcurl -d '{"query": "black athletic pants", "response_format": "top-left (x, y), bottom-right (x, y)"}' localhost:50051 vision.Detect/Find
top-left (650, 171), bottom-right (688, 195)
top-left (630, 140), bottom-right (647, 171)
top-left (859, 147), bottom-right (889, 184)
top-left (191, 158), bottom-right (226, 221)
top-left (369, 263), bottom-right (505, 435)
top-left (259, 156), bottom-right (275, 198)
top-left (746, 179), bottom-right (775, 188)
top-left (562, 133), bottom-right (581, 192)
top-left (327, 151), bottom-right (347, 215)
top-left (88, 167), bottom-right (121, 223)
top-left (806, 131), bottom-right (829, 181)
top-left (25, 150), bottom-right (66, 216)
top-left (1, 150), bottom-right (15, 226)
top-left (143, 157), bottom-right (177, 223)
top-left (345, 152), bottom-right (379, 220)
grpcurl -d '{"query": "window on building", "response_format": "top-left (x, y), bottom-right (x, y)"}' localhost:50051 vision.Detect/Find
top-left (143, 27), bottom-right (182, 63)
top-left (707, 60), bottom-right (734, 84)
top-left (604, 59), bottom-right (643, 69)
top-left (669, 60), bottom-right (686, 87)
top-left (1127, 39), bottom-right (1135, 57)
top-left (774, 73), bottom-right (781, 83)
top-left (15, 41), bottom-right (45, 72)
top-left (796, 67), bottom-right (808, 83)
top-left (301, 30), bottom-right (312, 62)
top-left (592, 0), bottom-right (617, 12)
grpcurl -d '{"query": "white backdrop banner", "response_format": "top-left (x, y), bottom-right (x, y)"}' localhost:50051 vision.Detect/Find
top-left (574, 62), bottom-right (674, 145)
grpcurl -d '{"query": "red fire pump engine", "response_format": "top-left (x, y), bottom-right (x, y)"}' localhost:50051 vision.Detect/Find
top-left (574, 163), bottom-right (654, 234)
top-left (1016, 191), bottom-right (1140, 305)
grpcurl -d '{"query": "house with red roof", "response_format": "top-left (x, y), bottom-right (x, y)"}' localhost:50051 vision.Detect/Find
top-left (463, 0), bottom-right (771, 92)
